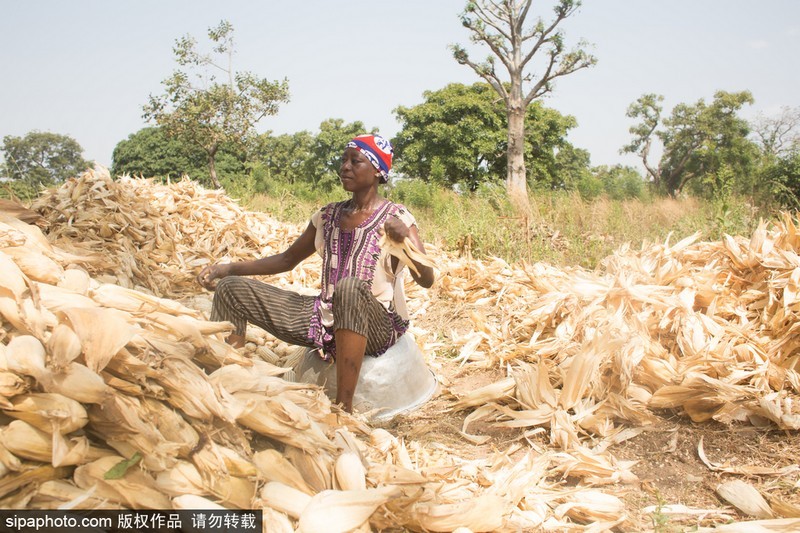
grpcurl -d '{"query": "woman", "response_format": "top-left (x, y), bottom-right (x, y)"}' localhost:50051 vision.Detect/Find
top-left (197, 134), bottom-right (434, 413)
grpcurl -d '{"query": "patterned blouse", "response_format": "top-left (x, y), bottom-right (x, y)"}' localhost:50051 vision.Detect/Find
top-left (307, 199), bottom-right (416, 360)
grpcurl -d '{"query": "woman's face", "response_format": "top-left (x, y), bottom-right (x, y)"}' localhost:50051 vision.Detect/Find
top-left (339, 147), bottom-right (380, 191)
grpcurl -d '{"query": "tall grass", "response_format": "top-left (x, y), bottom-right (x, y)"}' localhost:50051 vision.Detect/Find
top-left (241, 180), bottom-right (763, 269)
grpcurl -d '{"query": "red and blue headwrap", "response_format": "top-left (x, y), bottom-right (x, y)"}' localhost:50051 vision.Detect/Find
top-left (346, 134), bottom-right (393, 183)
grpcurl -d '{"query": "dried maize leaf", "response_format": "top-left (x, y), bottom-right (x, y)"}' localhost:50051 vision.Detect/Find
top-left (155, 460), bottom-right (217, 500)
top-left (58, 268), bottom-right (91, 294)
top-left (236, 392), bottom-right (334, 452)
top-left (88, 394), bottom-right (181, 472)
top-left (335, 451), bottom-right (367, 491)
top-left (171, 493), bottom-right (227, 510)
top-left (190, 439), bottom-right (257, 479)
top-left (298, 487), bottom-right (398, 533)
top-left (367, 463), bottom-right (428, 486)
top-left (559, 342), bottom-right (604, 410)
top-left (45, 362), bottom-right (111, 404)
top-left (553, 490), bottom-right (626, 524)
top-left (1, 246), bottom-right (63, 284)
top-left (157, 356), bottom-right (237, 422)
top-left (0, 252), bottom-right (28, 301)
top-left (716, 480), bottom-right (773, 519)
top-left (47, 323), bottom-right (83, 370)
top-left (0, 465), bottom-right (70, 500)
top-left (260, 508), bottom-right (295, 533)
top-left (409, 494), bottom-right (510, 532)
top-left (74, 455), bottom-right (171, 509)
top-left (5, 334), bottom-right (48, 380)
top-left (3, 392), bottom-right (88, 434)
top-left (452, 377), bottom-right (515, 411)
top-left (0, 371), bottom-right (28, 399)
top-left (261, 481), bottom-right (312, 519)
top-left (30, 480), bottom-right (124, 510)
top-left (253, 449), bottom-right (315, 495)
top-left (284, 446), bottom-right (335, 493)
top-left (139, 396), bottom-right (199, 456)
top-left (0, 420), bottom-right (92, 467)
top-left (378, 234), bottom-right (435, 277)
top-left (60, 307), bottom-right (134, 373)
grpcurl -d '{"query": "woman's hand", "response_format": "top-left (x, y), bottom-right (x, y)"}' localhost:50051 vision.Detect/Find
top-left (383, 216), bottom-right (410, 243)
top-left (382, 218), bottom-right (435, 289)
top-left (196, 263), bottom-right (232, 291)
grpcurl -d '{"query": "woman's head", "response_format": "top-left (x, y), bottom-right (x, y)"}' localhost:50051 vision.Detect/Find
top-left (345, 134), bottom-right (393, 184)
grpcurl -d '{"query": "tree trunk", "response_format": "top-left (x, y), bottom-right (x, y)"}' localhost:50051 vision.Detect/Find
top-left (506, 107), bottom-right (532, 217)
top-left (207, 147), bottom-right (221, 189)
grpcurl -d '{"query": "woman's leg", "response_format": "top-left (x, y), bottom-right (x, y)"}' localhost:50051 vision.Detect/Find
top-left (331, 277), bottom-right (392, 412)
top-left (211, 276), bottom-right (316, 348)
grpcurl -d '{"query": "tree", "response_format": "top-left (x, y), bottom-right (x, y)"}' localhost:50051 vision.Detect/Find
top-left (310, 119), bottom-right (370, 188)
top-left (393, 82), bottom-right (578, 191)
top-left (252, 130), bottom-right (315, 185)
top-left (143, 20), bottom-right (290, 189)
top-left (452, 0), bottom-right (596, 214)
top-left (591, 165), bottom-right (645, 200)
top-left (253, 119), bottom-right (369, 190)
top-left (751, 106), bottom-right (800, 159)
top-left (112, 126), bottom-right (206, 179)
top-left (111, 126), bottom-right (245, 185)
top-left (623, 91), bottom-right (758, 197)
top-left (1, 131), bottom-right (90, 187)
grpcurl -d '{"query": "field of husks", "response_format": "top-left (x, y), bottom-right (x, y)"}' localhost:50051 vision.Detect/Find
top-left (0, 166), bottom-right (799, 532)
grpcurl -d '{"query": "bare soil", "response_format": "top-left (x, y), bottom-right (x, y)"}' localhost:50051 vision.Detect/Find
top-left (384, 356), bottom-right (800, 531)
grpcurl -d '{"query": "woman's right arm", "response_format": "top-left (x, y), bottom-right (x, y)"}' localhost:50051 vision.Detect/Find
top-left (197, 221), bottom-right (317, 290)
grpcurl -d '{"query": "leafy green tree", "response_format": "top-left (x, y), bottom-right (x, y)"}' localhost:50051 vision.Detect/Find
top-left (623, 90), bottom-right (758, 197)
top-left (112, 126), bottom-right (246, 185)
top-left (1, 131), bottom-right (90, 187)
top-left (393, 82), bottom-right (579, 191)
top-left (594, 165), bottom-right (645, 200)
top-left (452, 0), bottom-right (596, 214)
top-left (251, 130), bottom-right (315, 185)
top-left (143, 20), bottom-right (289, 189)
top-left (310, 119), bottom-right (371, 188)
top-left (253, 119), bottom-right (369, 191)
top-left (112, 126), bottom-right (206, 179)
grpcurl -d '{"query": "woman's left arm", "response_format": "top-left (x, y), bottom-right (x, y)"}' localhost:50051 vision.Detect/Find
top-left (383, 218), bottom-right (435, 288)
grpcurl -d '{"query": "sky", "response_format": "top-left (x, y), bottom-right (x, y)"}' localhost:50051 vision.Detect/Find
top-left (2, 1), bottom-right (799, 173)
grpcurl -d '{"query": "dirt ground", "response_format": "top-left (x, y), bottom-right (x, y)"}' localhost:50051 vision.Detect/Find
top-left (384, 356), bottom-right (800, 532)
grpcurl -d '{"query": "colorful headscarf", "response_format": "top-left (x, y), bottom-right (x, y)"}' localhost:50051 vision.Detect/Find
top-left (346, 134), bottom-right (393, 183)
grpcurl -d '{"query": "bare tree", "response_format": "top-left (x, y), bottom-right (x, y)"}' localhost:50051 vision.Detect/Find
top-left (452, 0), bottom-right (596, 216)
top-left (751, 106), bottom-right (800, 158)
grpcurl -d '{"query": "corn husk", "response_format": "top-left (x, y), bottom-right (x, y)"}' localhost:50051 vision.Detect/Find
top-left (172, 493), bottom-right (227, 510)
top-left (59, 307), bottom-right (133, 372)
top-left (409, 494), bottom-right (510, 532)
top-left (3, 392), bottom-right (88, 434)
top-left (73, 455), bottom-right (172, 509)
top-left (716, 480), bottom-right (774, 519)
top-left (260, 481), bottom-right (312, 519)
top-left (253, 448), bottom-right (315, 495)
top-left (298, 487), bottom-right (398, 533)
top-left (0, 420), bottom-right (92, 467)
top-left (379, 234), bottom-right (436, 277)
top-left (1, 246), bottom-right (63, 284)
top-left (334, 451), bottom-right (367, 491)
top-left (44, 362), bottom-right (111, 404)
top-left (4, 335), bottom-right (48, 380)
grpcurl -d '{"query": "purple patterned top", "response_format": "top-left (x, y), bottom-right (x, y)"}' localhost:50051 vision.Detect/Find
top-left (307, 200), bottom-right (410, 361)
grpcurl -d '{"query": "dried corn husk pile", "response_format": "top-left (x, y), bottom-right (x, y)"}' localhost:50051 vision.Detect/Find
top-left (7, 166), bottom-right (799, 528)
top-left (30, 167), bottom-right (319, 299)
top-left (0, 181), bottom-right (641, 531)
top-left (442, 216), bottom-right (800, 454)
